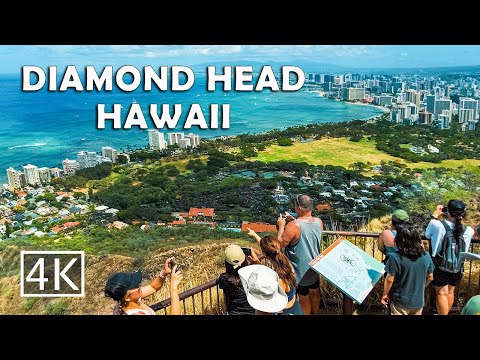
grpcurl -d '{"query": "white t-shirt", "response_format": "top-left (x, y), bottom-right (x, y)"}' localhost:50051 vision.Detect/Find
top-left (425, 219), bottom-right (474, 257)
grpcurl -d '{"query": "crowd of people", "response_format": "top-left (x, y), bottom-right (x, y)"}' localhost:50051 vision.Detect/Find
top-left (104, 195), bottom-right (479, 316)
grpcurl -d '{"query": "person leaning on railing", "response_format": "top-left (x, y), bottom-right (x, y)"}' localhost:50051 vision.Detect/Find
top-left (105, 257), bottom-right (183, 315)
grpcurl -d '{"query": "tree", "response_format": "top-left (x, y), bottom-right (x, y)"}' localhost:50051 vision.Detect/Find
top-left (277, 138), bottom-right (293, 146)
top-left (13, 205), bottom-right (26, 214)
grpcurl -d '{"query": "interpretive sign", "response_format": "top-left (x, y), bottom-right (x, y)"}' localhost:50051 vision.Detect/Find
top-left (309, 238), bottom-right (385, 304)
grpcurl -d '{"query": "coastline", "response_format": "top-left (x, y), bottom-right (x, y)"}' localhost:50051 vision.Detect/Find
top-left (1, 89), bottom-right (386, 183)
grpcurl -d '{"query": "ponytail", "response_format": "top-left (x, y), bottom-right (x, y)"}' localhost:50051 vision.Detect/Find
top-left (260, 235), bottom-right (296, 289)
top-left (453, 215), bottom-right (464, 243)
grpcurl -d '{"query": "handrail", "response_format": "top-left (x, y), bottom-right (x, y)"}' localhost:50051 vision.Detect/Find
top-left (150, 231), bottom-right (480, 314)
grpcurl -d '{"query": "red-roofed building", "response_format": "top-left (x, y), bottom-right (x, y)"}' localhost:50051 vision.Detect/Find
top-left (168, 219), bottom-right (186, 227)
top-left (16, 191), bottom-right (27, 198)
top-left (241, 221), bottom-right (277, 233)
top-left (316, 203), bottom-right (333, 212)
top-left (56, 191), bottom-right (73, 197)
top-left (187, 208), bottom-right (216, 227)
top-left (52, 221), bottom-right (80, 234)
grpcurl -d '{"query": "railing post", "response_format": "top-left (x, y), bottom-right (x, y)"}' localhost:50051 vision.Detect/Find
top-left (342, 294), bottom-right (354, 315)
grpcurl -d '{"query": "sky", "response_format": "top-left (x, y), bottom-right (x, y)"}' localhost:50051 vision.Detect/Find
top-left (0, 45), bottom-right (479, 74)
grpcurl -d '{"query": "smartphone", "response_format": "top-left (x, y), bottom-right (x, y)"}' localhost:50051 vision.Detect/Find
top-left (169, 259), bottom-right (175, 269)
top-left (279, 204), bottom-right (286, 217)
top-left (241, 247), bottom-right (252, 256)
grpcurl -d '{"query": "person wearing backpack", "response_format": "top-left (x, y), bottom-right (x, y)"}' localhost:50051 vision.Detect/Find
top-left (425, 200), bottom-right (475, 315)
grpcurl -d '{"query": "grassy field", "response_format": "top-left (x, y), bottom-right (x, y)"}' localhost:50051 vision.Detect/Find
top-left (253, 138), bottom-right (480, 172)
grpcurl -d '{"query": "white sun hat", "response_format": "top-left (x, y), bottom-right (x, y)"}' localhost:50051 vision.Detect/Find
top-left (238, 264), bottom-right (288, 314)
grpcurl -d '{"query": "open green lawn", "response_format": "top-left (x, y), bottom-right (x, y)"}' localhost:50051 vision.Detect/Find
top-left (253, 138), bottom-right (480, 172)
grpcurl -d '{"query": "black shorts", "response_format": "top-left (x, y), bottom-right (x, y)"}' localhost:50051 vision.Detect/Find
top-left (296, 279), bottom-right (320, 296)
top-left (432, 267), bottom-right (463, 287)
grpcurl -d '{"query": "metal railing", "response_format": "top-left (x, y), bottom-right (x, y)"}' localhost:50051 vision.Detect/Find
top-left (150, 230), bottom-right (480, 315)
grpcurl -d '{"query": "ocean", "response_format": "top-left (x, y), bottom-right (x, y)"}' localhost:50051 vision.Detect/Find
top-left (0, 73), bottom-right (382, 183)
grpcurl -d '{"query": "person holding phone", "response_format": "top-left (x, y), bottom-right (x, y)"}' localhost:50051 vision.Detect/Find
top-left (104, 256), bottom-right (183, 315)
top-left (425, 200), bottom-right (475, 315)
top-left (277, 194), bottom-right (322, 315)
top-left (217, 244), bottom-right (255, 315)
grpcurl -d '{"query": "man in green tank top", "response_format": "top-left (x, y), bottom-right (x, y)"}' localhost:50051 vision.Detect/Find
top-left (278, 194), bottom-right (323, 315)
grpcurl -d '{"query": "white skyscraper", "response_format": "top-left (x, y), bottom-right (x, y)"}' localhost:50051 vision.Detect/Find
top-left (22, 164), bottom-right (41, 186)
top-left (148, 130), bottom-right (168, 150)
top-left (179, 138), bottom-right (192, 149)
top-left (38, 167), bottom-right (51, 184)
top-left (168, 132), bottom-right (184, 146)
top-left (459, 97), bottom-right (479, 120)
top-left (6, 167), bottom-right (25, 188)
top-left (102, 147), bottom-right (118, 163)
top-left (77, 151), bottom-right (98, 169)
top-left (434, 99), bottom-right (452, 121)
top-left (185, 133), bottom-right (201, 147)
top-left (459, 109), bottom-right (475, 124)
top-left (63, 159), bottom-right (81, 176)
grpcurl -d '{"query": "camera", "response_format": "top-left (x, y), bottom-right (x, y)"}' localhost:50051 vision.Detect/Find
top-left (241, 247), bottom-right (252, 256)
top-left (169, 259), bottom-right (185, 272)
top-left (442, 206), bottom-right (448, 213)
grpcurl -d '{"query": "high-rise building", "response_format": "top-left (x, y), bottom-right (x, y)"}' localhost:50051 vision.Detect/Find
top-left (374, 95), bottom-right (393, 106)
top-left (179, 138), bottom-right (191, 149)
top-left (148, 130), bottom-right (168, 150)
top-left (6, 167), bottom-right (25, 188)
top-left (185, 133), bottom-right (201, 147)
top-left (62, 159), bottom-right (80, 176)
top-left (459, 97), bottom-right (479, 120)
top-left (459, 109), bottom-right (474, 124)
top-left (418, 111), bottom-right (433, 125)
top-left (50, 167), bottom-right (64, 178)
top-left (23, 164), bottom-right (41, 186)
top-left (168, 132), bottom-right (185, 146)
top-left (426, 95), bottom-right (436, 114)
top-left (437, 109), bottom-right (451, 129)
top-left (468, 120), bottom-right (477, 131)
top-left (38, 167), bottom-right (51, 184)
top-left (102, 147), bottom-right (118, 163)
top-left (77, 151), bottom-right (98, 169)
top-left (341, 87), bottom-right (365, 101)
top-left (434, 99), bottom-right (452, 121)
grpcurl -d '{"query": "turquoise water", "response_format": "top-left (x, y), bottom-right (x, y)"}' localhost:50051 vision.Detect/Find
top-left (0, 74), bottom-right (382, 183)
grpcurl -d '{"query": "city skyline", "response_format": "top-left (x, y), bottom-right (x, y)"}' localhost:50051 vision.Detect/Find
top-left (1, 45), bottom-right (480, 74)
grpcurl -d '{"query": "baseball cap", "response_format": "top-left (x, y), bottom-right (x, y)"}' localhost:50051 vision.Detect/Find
top-left (238, 264), bottom-right (288, 314)
top-left (225, 244), bottom-right (246, 269)
top-left (392, 209), bottom-right (409, 222)
top-left (105, 271), bottom-right (142, 301)
top-left (447, 200), bottom-right (466, 216)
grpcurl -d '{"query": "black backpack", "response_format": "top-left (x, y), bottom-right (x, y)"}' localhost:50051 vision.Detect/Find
top-left (435, 220), bottom-right (467, 273)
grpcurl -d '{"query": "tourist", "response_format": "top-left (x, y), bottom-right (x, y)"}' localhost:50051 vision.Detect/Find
top-left (381, 223), bottom-right (434, 315)
top-left (460, 294), bottom-right (480, 315)
top-left (217, 244), bottom-right (255, 315)
top-left (238, 264), bottom-right (288, 315)
top-left (377, 209), bottom-right (409, 262)
top-left (425, 200), bottom-right (475, 315)
top-left (246, 229), bottom-right (303, 315)
top-left (104, 257), bottom-right (183, 315)
top-left (278, 194), bottom-right (322, 315)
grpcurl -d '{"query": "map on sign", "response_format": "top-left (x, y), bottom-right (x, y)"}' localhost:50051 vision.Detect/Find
top-left (309, 238), bottom-right (385, 304)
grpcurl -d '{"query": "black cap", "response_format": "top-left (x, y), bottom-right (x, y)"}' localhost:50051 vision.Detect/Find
top-left (105, 271), bottom-right (142, 301)
top-left (447, 200), bottom-right (466, 216)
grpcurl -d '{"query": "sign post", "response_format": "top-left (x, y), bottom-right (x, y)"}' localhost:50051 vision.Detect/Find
top-left (309, 238), bottom-right (385, 313)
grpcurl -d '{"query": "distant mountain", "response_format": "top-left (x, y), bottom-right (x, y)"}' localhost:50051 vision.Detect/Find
top-left (192, 60), bottom-right (480, 76)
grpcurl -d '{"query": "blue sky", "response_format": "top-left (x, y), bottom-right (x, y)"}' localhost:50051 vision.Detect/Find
top-left (0, 45), bottom-right (479, 74)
